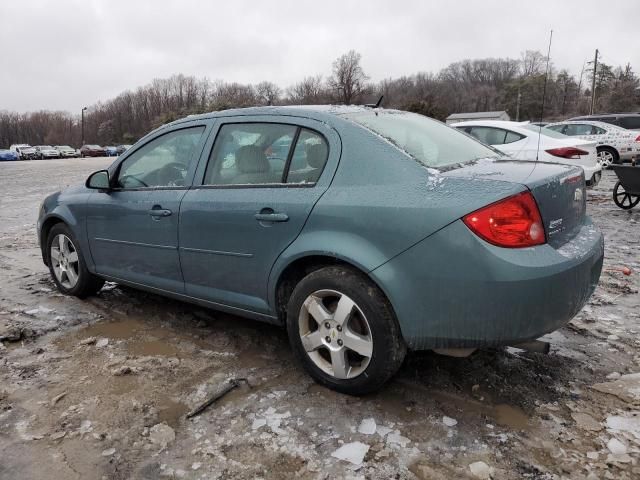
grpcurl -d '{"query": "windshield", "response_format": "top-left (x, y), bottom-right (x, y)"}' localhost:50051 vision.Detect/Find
top-left (521, 124), bottom-right (568, 139)
top-left (344, 111), bottom-right (500, 168)
top-left (57, 145), bottom-right (72, 149)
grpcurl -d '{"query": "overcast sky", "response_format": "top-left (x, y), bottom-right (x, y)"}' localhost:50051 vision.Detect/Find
top-left (1, 0), bottom-right (638, 113)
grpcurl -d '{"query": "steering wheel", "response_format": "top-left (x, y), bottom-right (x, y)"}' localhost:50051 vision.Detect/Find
top-left (159, 162), bottom-right (188, 186)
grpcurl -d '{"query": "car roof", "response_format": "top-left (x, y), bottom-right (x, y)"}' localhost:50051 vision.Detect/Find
top-left (547, 120), bottom-right (621, 130)
top-left (571, 113), bottom-right (640, 119)
top-left (166, 105), bottom-right (379, 128)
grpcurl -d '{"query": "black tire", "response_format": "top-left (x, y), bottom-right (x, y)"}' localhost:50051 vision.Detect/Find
top-left (286, 266), bottom-right (406, 395)
top-left (613, 181), bottom-right (640, 210)
top-left (47, 223), bottom-right (104, 298)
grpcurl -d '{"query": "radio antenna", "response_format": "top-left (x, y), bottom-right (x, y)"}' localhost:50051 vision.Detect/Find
top-left (535, 29), bottom-right (553, 162)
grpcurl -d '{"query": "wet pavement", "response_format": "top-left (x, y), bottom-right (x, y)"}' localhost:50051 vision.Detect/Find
top-left (0, 158), bottom-right (639, 479)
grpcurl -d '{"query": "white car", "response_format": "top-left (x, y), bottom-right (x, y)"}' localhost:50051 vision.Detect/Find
top-left (452, 120), bottom-right (602, 186)
top-left (55, 145), bottom-right (79, 158)
top-left (546, 120), bottom-right (640, 168)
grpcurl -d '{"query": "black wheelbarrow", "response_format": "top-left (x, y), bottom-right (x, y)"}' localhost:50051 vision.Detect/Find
top-left (611, 165), bottom-right (640, 210)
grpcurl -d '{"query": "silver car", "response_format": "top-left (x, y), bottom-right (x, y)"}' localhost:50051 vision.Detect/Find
top-left (34, 145), bottom-right (60, 159)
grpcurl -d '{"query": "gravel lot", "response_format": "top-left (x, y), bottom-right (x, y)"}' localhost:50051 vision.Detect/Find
top-left (1, 158), bottom-right (639, 479)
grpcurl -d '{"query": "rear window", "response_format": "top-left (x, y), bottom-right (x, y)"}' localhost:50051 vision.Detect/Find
top-left (344, 111), bottom-right (499, 168)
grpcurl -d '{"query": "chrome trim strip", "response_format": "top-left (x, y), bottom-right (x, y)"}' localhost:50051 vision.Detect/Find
top-left (179, 246), bottom-right (253, 258)
top-left (94, 237), bottom-right (175, 250)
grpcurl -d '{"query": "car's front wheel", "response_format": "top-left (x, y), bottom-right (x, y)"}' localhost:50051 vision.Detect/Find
top-left (286, 266), bottom-right (406, 395)
top-left (47, 223), bottom-right (104, 298)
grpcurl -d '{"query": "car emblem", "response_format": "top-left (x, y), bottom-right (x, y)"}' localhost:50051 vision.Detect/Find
top-left (574, 188), bottom-right (583, 202)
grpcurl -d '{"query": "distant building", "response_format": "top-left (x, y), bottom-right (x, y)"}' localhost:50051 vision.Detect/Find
top-left (445, 111), bottom-right (510, 125)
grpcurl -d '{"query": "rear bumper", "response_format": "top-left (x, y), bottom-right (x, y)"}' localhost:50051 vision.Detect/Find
top-left (371, 218), bottom-right (604, 350)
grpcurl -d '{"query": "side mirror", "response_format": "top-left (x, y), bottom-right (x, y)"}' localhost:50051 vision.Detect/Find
top-left (86, 170), bottom-right (111, 190)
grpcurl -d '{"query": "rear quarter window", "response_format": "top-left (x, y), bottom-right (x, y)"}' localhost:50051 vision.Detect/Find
top-left (344, 111), bottom-right (499, 169)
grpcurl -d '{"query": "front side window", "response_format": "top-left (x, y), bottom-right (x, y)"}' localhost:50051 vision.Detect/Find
top-left (117, 126), bottom-right (205, 188)
top-left (344, 111), bottom-right (499, 168)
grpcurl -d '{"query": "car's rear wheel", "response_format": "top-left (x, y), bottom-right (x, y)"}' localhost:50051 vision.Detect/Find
top-left (597, 147), bottom-right (618, 168)
top-left (286, 266), bottom-right (406, 395)
top-left (47, 223), bottom-right (104, 298)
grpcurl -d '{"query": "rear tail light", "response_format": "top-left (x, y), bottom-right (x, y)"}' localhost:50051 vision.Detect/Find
top-left (635, 135), bottom-right (640, 142)
top-left (545, 147), bottom-right (589, 159)
top-left (463, 191), bottom-right (546, 248)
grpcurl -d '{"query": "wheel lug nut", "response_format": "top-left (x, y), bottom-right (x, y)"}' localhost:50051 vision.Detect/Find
top-left (325, 336), bottom-right (331, 343)
top-left (324, 322), bottom-right (331, 329)
top-left (336, 325), bottom-right (342, 332)
top-left (337, 339), bottom-right (343, 346)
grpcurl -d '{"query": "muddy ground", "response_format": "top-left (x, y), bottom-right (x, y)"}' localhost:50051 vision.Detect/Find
top-left (0, 158), bottom-right (639, 480)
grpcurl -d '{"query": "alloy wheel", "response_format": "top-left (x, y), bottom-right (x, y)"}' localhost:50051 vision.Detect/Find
top-left (298, 289), bottom-right (373, 379)
top-left (50, 234), bottom-right (80, 289)
top-left (597, 150), bottom-right (613, 168)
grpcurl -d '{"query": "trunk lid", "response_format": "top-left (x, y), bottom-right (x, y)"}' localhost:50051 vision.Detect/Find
top-left (443, 159), bottom-right (586, 248)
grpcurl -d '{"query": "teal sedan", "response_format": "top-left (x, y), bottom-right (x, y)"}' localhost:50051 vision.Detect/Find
top-left (37, 106), bottom-right (603, 394)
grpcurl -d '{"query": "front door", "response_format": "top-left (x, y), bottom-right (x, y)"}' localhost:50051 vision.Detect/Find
top-left (86, 123), bottom-right (208, 292)
top-left (179, 118), bottom-right (339, 315)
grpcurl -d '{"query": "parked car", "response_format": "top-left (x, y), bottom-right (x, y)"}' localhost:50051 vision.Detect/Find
top-left (37, 106), bottom-right (603, 394)
top-left (452, 120), bottom-right (602, 186)
top-left (546, 120), bottom-right (640, 168)
top-left (116, 144), bottom-right (132, 155)
top-left (104, 146), bottom-right (118, 157)
top-left (55, 145), bottom-right (79, 158)
top-left (0, 149), bottom-right (20, 161)
top-left (80, 145), bottom-right (106, 157)
top-left (569, 113), bottom-right (640, 132)
top-left (34, 145), bottom-right (60, 159)
top-left (10, 144), bottom-right (37, 160)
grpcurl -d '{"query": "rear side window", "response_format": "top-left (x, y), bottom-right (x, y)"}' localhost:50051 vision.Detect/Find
top-left (619, 117), bottom-right (640, 130)
top-left (467, 127), bottom-right (523, 145)
top-left (286, 129), bottom-right (328, 184)
top-left (203, 123), bottom-right (329, 186)
top-left (345, 111), bottom-right (499, 168)
top-left (564, 124), bottom-right (595, 136)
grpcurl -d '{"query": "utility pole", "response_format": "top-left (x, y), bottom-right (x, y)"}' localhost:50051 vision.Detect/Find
top-left (81, 107), bottom-right (87, 146)
top-left (515, 86), bottom-right (522, 122)
top-left (589, 49), bottom-right (598, 115)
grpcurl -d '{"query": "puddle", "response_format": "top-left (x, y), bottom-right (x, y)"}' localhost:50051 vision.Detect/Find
top-left (108, 375), bottom-right (139, 396)
top-left (157, 395), bottom-right (189, 428)
top-left (492, 404), bottom-right (529, 429)
top-left (78, 318), bottom-right (147, 340)
top-left (397, 380), bottom-right (531, 430)
top-left (129, 339), bottom-right (179, 357)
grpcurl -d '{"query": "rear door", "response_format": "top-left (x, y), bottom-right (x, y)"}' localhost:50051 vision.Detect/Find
top-left (179, 116), bottom-right (340, 315)
top-left (86, 122), bottom-right (210, 292)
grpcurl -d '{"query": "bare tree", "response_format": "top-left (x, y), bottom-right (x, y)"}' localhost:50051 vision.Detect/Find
top-left (286, 75), bottom-right (326, 104)
top-left (255, 81), bottom-right (281, 105)
top-left (327, 50), bottom-right (369, 105)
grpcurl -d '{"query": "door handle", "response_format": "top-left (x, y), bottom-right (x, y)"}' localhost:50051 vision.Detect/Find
top-left (255, 209), bottom-right (289, 223)
top-left (149, 207), bottom-right (172, 217)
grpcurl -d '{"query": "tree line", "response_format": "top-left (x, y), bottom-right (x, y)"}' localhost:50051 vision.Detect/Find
top-left (1, 49), bottom-right (638, 148)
